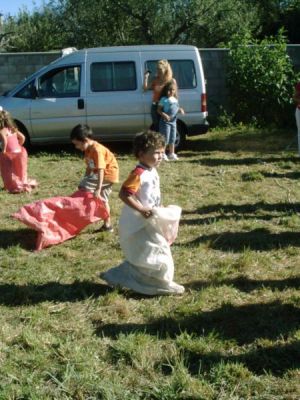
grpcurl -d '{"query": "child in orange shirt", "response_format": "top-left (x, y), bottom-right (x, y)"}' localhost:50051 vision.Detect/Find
top-left (70, 124), bottom-right (119, 232)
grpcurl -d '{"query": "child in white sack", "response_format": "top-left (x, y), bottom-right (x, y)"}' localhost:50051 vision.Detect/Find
top-left (101, 130), bottom-right (185, 295)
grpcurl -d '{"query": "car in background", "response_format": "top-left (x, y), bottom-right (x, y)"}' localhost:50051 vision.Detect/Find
top-left (0, 45), bottom-right (208, 149)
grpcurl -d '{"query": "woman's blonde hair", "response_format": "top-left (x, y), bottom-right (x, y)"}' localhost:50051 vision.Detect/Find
top-left (0, 109), bottom-right (17, 132)
top-left (157, 59), bottom-right (173, 83)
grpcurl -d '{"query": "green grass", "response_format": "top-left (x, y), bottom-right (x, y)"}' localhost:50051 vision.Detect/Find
top-left (0, 125), bottom-right (299, 399)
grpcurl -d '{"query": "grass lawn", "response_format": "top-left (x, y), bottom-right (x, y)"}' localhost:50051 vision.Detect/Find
top-left (0, 125), bottom-right (299, 399)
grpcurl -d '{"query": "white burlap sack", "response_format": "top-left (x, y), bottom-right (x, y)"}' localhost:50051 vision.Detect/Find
top-left (101, 204), bottom-right (184, 295)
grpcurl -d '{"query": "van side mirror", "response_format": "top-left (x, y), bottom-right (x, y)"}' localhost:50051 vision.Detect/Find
top-left (31, 85), bottom-right (38, 99)
top-left (32, 78), bottom-right (40, 99)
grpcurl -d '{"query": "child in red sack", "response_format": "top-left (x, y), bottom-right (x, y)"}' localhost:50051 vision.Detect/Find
top-left (12, 125), bottom-right (118, 250)
top-left (70, 124), bottom-right (119, 232)
top-left (0, 107), bottom-right (37, 193)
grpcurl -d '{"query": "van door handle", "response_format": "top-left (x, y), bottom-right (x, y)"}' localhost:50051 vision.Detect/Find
top-left (78, 99), bottom-right (84, 109)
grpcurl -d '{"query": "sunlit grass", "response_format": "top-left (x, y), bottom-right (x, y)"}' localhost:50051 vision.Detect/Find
top-left (0, 126), bottom-right (299, 399)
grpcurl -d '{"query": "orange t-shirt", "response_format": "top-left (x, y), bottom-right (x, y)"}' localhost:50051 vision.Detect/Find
top-left (84, 140), bottom-right (119, 183)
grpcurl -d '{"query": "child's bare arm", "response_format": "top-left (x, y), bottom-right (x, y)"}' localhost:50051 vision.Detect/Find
top-left (94, 169), bottom-right (104, 199)
top-left (157, 105), bottom-right (170, 121)
top-left (119, 187), bottom-right (152, 218)
top-left (0, 131), bottom-right (7, 152)
top-left (16, 130), bottom-right (26, 146)
top-left (143, 71), bottom-right (151, 91)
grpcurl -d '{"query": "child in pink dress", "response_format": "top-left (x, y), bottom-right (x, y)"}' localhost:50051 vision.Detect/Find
top-left (0, 107), bottom-right (37, 193)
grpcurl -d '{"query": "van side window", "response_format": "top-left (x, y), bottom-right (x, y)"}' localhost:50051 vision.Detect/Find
top-left (37, 66), bottom-right (81, 98)
top-left (91, 62), bottom-right (136, 92)
top-left (145, 60), bottom-right (197, 89)
top-left (14, 80), bottom-right (35, 99)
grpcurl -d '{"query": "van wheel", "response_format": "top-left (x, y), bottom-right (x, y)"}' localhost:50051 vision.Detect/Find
top-left (175, 121), bottom-right (186, 151)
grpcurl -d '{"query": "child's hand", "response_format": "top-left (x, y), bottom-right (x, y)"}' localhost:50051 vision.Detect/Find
top-left (179, 108), bottom-right (185, 115)
top-left (94, 188), bottom-right (101, 199)
top-left (162, 112), bottom-right (170, 122)
top-left (140, 207), bottom-right (153, 218)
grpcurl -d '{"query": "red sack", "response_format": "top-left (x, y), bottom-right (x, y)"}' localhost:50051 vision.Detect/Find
top-left (12, 190), bottom-right (109, 250)
top-left (0, 147), bottom-right (37, 193)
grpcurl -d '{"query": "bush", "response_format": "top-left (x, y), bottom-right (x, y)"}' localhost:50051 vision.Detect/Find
top-left (227, 29), bottom-right (299, 127)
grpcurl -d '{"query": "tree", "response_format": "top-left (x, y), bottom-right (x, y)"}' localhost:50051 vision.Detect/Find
top-left (1, 0), bottom-right (261, 51)
top-left (2, 2), bottom-right (65, 51)
top-left (227, 30), bottom-right (298, 126)
top-left (250, 0), bottom-right (300, 42)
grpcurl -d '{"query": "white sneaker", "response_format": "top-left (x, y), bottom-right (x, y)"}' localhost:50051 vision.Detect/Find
top-left (168, 153), bottom-right (178, 161)
top-left (163, 153), bottom-right (169, 161)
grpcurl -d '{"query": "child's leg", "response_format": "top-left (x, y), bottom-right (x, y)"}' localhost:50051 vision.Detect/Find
top-left (159, 121), bottom-right (171, 156)
top-left (169, 143), bottom-right (175, 154)
top-left (103, 202), bottom-right (111, 227)
top-left (167, 123), bottom-right (178, 160)
top-left (100, 184), bottom-right (113, 229)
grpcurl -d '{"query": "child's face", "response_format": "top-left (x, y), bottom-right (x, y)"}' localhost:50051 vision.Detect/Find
top-left (139, 146), bottom-right (165, 168)
top-left (167, 87), bottom-right (176, 97)
top-left (72, 138), bottom-right (88, 152)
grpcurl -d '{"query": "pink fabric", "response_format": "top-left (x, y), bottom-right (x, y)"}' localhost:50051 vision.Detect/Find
top-left (5, 133), bottom-right (21, 153)
top-left (12, 190), bottom-right (109, 250)
top-left (0, 145), bottom-right (37, 193)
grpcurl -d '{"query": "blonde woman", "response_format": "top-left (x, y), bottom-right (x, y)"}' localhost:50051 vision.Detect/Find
top-left (143, 60), bottom-right (176, 132)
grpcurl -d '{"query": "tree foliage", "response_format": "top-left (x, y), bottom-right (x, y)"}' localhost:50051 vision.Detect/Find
top-left (1, 0), bottom-right (260, 51)
top-left (251, 0), bottom-right (300, 42)
top-left (1, 0), bottom-right (299, 51)
top-left (227, 30), bottom-right (299, 126)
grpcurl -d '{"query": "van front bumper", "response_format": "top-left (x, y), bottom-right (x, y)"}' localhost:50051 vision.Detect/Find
top-left (187, 120), bottom-right (209, 136)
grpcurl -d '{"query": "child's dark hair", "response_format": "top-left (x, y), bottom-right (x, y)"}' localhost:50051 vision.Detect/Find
top-left (133, 130), bottom-right (165, 158)
top-left (70, 124), bottom-right (93, 142)
top-left (159, 80), bottom-right (178, 100)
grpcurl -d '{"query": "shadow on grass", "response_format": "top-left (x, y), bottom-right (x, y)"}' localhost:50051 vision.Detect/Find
top-left (184, 130), bottom-right (295, 153)
top-left (184, 340), bottom-right (300, 377)
top-left (94, 301), bottom-right (300, 375)
top-left (29, 141), bottom-right (133, 157)
top-left (178, 228), bottom-right (300, 252)
top-left (185, 276), bottom-right (300, 293)
top-left (262, 171), bottom-right (300, 179)
top-left (0, 228), bottom-right (36, 250)
top-left (183, 202), bottom-right (300, 216)
top-left (185, 155), bottom-right (300, 166)
top-left (0, 281), bottom-right (111, 305)
top-left (181, 213), bottom-right (279, 226)
top-left (181, 201), bottom-right (300, 227)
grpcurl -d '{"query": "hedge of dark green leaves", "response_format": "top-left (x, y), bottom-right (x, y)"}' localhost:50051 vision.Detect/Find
top-left (227, 30), bottom-right (299, 127)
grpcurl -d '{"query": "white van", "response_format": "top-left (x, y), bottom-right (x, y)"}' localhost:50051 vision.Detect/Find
top-left (0, 45), bottom-right (208, 148)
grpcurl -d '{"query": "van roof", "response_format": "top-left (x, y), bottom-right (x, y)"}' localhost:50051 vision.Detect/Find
top-left (76, 44), bottom-right (197, 54)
